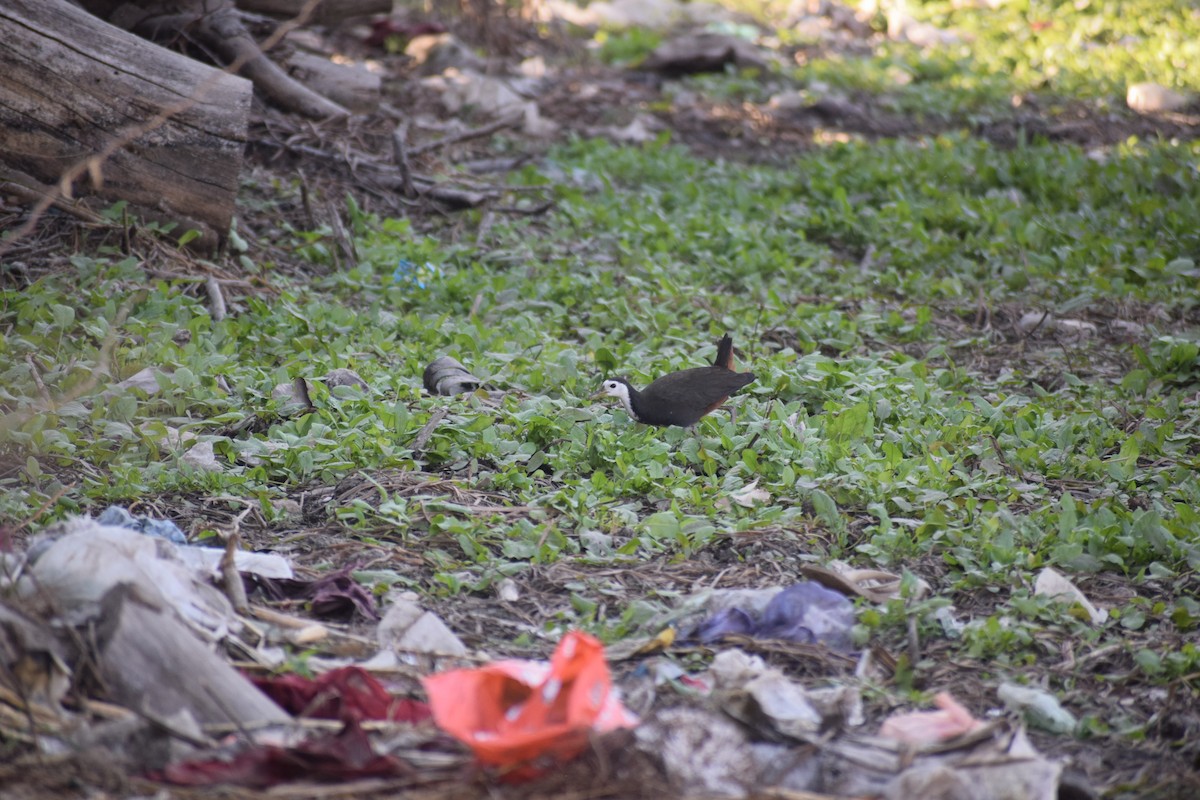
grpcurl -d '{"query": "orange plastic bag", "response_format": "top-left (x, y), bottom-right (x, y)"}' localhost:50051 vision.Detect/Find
top-left (422, 631), bottom-right (638, 773)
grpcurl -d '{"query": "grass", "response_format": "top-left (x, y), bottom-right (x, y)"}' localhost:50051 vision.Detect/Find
top-left (6, 134), bottom-right (1199, 634)
top-left (3, 0), bottom-right (1200, 752)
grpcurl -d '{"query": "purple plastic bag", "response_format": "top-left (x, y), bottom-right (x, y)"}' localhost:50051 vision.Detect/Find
top-left (693, 581), bottom-right (855, 651)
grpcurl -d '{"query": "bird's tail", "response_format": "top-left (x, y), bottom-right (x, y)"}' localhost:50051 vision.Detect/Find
top-left (714, 334), bottom-right (735, 371)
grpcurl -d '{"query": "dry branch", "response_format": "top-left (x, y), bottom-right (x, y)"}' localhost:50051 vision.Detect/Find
top-left (236, 0), bottom-right (389, 24)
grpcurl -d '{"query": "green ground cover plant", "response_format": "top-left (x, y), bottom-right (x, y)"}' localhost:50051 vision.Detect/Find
top-left (5, 133), bottom-right (1199, 666)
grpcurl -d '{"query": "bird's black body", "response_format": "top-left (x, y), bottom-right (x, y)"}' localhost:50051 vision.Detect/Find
top-left (597, 335), bottom-right (755, 427)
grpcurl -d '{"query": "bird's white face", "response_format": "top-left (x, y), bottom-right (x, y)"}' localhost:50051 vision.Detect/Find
top-left (597, 379), bottom-right (635, 417)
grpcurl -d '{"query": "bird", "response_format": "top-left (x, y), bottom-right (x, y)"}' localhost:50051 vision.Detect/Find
top-left (594, 334), bottom-right (756, 427)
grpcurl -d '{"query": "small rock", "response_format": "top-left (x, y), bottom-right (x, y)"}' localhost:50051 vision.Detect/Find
top-left (1110, 319), bottom-right (1145, 339)
top-left (406, 33), bottom-right (484, 75)
top-left (271, 378), bottom-right (312, 409)
top-left (322, 368), bottom-right (369, 391)
top-left (496, 578), bottom-right (520, 602)
top-left (642, 32), bottom-right (770, 75)
top-left (767, 90), bottom-right (808, 111)
top-left (269, 498), bottom-right (303, 521)
top-left (182, 441), bottom-right (221, 472)
top-left (1017, 311), bottom-right (1054, 335)
top-left (1055, 318), bottom-right (1098, 340)
top-left (603, 114), bottom-right (658, 143)
top-left (1127, 82), bottom-right (1187, 113)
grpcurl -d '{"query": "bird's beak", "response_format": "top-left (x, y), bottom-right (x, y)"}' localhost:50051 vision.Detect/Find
top-left (589, 389), bottom-right (607, 400)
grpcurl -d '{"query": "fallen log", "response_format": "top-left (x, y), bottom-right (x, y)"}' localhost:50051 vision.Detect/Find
top-left (0, 0), bottom-right (251, 250)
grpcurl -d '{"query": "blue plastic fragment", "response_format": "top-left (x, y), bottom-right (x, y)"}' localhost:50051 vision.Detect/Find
top-left (693, 581), bottom-right (855, 651)
top-left (391, 259), bottom-right (440, 289)
top-left (96, 505), bottom-right (187, 545)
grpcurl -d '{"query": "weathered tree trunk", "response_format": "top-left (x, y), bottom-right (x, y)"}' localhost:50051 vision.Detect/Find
top-left (0, 0), bottom-right (252, 250)
top-left (82, 0), bottom-right (352, 120)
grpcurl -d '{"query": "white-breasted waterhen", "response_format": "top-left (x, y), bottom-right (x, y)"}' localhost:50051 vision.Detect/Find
top-left (594, 334), bottom-right (755, 427)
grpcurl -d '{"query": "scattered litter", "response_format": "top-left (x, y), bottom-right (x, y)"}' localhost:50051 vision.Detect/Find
top-left (20, 518), bottom-right (237, 640)
top-left (93, 583), bottom-right (289, 728)
top-left (635, 706), bottom-right (762, 797)
top-left (721, 478), bottom-right (771, 508)
top-left (245, 564), bottom-right (379, 621)
top-left (0, 599), bottom-right (71, 708)
top-left (1127, 82), bottom-right (1188, 113)
top-left (710, 650), bottom-right (826, 738)
top-left (541, 0), bottom-right (734, 31)
top-left (592, 114), bottom-right (660, 144)
top-left (496, 577), bottom-right (520, 602)
top-left (879, 692), bottom-right (985, 744)
top-left (423, 355), bottom-right (481, 395)
top-left (1034, 567), bottom-right (1108, 625)
top-left (160, 718), bottom-right (411, 788)
top-left (100, 366), bottom-right (167, 400)
top-left (97, 504), bottom-right (187, 544)
top-left (998, 682), bottom-right (1078, 735)
top-left (405, 32), bottom-right (484, 75)
top-left (251, 666), bottom-right (431, 723)
top-left (798, 561), bottom-right (928, 603)
top-left (378, 594), bottom-right (468, 658)
top-left (692, 581), bottom-right (856, 650)
top-left (423, 631), bottom-right (638, 776)
top-left (391, 258), bottom-right (441, 288)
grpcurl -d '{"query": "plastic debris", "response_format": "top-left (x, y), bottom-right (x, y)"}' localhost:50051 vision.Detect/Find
top-left (693, 581), bottom-right (856, 650)
top-left (250, 666), bottom-right (431, 723)
top-left (1127, 82), bottom-right (1188, 113)
top-left (422, 631), bottom-right (638, 776)
top-left (160, 718), bottom-right (411, 788)
top-left (1034, 567), bottom-right (1108, 625)
top-left (378, 594), bottom-right (468, 658)
top-left (879, 692), bottom-right (985, 744)
top-left (245, 564), bottom-right (379, 621)
top-left (799, 561), bottom-right (930, 603)
top-left (20, 518), bottom-right (237, 640)
top-left (97, 504), bottom-right (187, 544)
top-left (710, 649), bottom-right (863, 739)
top-left (998, 682), bottom-right (1078, 735)
top-left (391, 258), bottom-right (441, 288)
top-left (100, 366), bottom-right (167, 400)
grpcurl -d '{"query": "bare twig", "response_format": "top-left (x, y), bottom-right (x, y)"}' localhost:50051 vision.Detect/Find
top-left (493, 199), bottom-right (555, 216)
top-left (474, 208), bottom-right (495, 249)
top-left (221, 529), bottom-right (250, 614)
top-left (23, 355), bottom-right (50, 403)
top-left (391, 121), bottom-right (418, 199)
top-left (410, 408), bottom-right (449, 455)
top-left (409, 112), bottom-right (523, 157)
